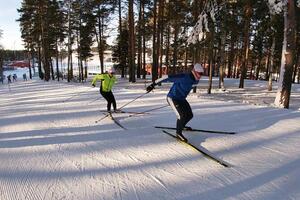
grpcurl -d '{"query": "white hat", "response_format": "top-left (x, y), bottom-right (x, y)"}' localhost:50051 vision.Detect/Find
top-left (108, 68), bottom-right (115, 73)
top-left (193, 63), bottom-right (204, 73)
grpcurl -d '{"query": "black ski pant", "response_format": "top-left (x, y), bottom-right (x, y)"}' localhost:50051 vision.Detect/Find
top-left (167, 97), bottom-right (193, 135)
top-left (100, 89), bottom-right (116, 111)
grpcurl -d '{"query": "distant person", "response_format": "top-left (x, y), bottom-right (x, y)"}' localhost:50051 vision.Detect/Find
top-left (146, 63), bottom-right (204, 142)
top-left (13, 74), bottom-right (17, 82)
top-left (7, 75), bottom-right (12, 84)
top-left (0, 75), bottom-right (4, 84)
top-left (92, 68), bottom-right (117, 112)
top-left (23, 73), bottom-right (27, 81)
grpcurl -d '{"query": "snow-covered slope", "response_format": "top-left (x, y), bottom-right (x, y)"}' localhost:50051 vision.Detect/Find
top-left (0, 77), bottom-right (300, 200)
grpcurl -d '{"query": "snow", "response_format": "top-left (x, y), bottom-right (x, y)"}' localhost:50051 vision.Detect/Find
top-left (268, 0), bottom-right (286, 15)
top-left (1, 75), bottom-right (300, 200)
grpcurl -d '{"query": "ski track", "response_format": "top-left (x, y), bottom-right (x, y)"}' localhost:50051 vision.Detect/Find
top-left (144, 171), bottom-right (175, 199)
top-left (1, 79), bottom-right (300, 199)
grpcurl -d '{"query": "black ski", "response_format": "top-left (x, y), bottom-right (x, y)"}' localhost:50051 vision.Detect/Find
top-left (118, 110), bottom-right (149, 115)
top-left (108, 112), bottom-right (127, 130)
top-left (162, 130), bottom-right (231, 167)
top-left (155, 126), bottom-right (236, 135)
top-left (95, 112), bottom-right (126, 130)
top-left (99, 109), bottom-right (149, 115)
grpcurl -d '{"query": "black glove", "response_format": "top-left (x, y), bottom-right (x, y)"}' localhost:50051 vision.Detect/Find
top-left (92, 83), bottom-right (96, 87)
top-left (146, 83), bottom-right (155, 93)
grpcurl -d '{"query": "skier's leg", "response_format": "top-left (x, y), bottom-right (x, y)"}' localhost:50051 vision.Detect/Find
top-left (181, 100), bottom-right (193, 128)
top-left (100, 90), bottom-right (111, 111)
top-left (167, 97), bottom-right (187, 141)
top-left (108, 91), bottom-right (117, 111)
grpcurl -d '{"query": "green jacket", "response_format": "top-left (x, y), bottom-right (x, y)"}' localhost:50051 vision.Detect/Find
top-left (92, 74), bottom-right (117, 92)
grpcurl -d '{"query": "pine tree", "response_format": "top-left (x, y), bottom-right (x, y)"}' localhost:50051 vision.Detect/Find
top-left (128, 0), bottom-right (136, 82)
top-left (112, 19), bottom-right (129, 78)
top-left (239, 0), bottom-right (254, 88)
top-left (93, 0), bottom-right (117, 74)
top-left (274, 0), bottom-right (297, 108)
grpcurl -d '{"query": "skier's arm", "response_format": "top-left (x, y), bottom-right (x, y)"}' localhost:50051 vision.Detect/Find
top-left (146, 74), bottom-right (184, 93)
top-left (91, 74), bottom-right (104, 86)
top-left (153, 74), bottom-right (184, 85)
top-left (112, 76), bottom-right (117, 84)
top-left (163, 74), bottom-right (185, 82)
top-left (146, 77), bottom-right (168, 93)
top-left (154, 76), bottom-right (169, 85)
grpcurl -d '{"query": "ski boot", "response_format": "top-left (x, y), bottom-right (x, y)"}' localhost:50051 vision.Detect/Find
top-left (176, 133), bottom-right (188, 142)
top-left (184, 126), bottom-right (193, 131)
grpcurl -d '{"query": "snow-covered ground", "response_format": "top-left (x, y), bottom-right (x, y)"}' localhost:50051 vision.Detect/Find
top-left (0, 75), bottom-right (300, 200)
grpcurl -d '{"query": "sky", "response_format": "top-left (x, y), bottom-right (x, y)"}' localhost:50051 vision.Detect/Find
top-left (0, 0), bottom-right (24, 50)
top-left (0, 0), bottom-right (117, 51)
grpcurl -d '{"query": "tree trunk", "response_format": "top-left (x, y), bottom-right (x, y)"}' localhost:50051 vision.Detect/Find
top-left (142, 0), bottom-right (146, 79)
top-left (265, 47), bottom-right (270, 80)
top-left (219, 30), bottom-right (226, 90)
top-left (208, 32), bottom-right (214, 94)
top-left (50, 59), bottom-right (55, 80)
top-left (239, 4), bottom-right (252, 88)
top-left (292, 47), bottom-right (299, 83)
top-left (95, 8), bottom-right (105, 74)
top-left (56, 42), bottom-right (60, 81)
top-left (37, 44), bottom-right (43, 79)
top-left (165, 21), bottom-right (170, 74)
top-left (158, 0), bottom-right (164, 78)
top-left (29, 50), bottom-right (33, 79)
top-left (38, 1), bottom-right (50, 81)
top-left (128, 0), bottom-right (136, 82)
top-left (152, 0), bottom-right (158, 81)
top-left (227, 35), bottom-right (235, 78)
top-left (255, 50), bottom-right (263, 80)
top-left (137, 1), bottom-right (143, 79)
top-left (297, 58), bottom-right (300, 83)
top-left (274, 0), bottom-right (296, 108)
top-left (118, 0), bottom-right (125, 78)
top-left (268, 36), bottom-right (276, 91)
top-left (172, 28), bottom-right (178, 74)
top-left (84, 60), bottom-right (87, 80)
top-left (184, 45), bottom-right (188, 72)
top-left (67, 0), bottom-right (73, 82)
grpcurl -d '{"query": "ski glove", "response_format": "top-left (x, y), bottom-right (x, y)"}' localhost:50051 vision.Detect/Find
top-left (92, 83), bottom-right (96, 87)
top-left (146, 83), bottom-right (156, 93)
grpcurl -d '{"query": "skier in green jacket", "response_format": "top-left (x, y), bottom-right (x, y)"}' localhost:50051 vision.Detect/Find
top-left (92, 68), bottom-right (117, 112)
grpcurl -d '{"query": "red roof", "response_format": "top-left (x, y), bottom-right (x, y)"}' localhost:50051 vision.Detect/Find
top-left (8, 61), bottom-right (30, 68)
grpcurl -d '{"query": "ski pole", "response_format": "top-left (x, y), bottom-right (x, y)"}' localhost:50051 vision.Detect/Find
top-left (127, 104), bottom-right (168, 116)
top-left (118, 91), bottom-right (149, 110)
top-left (94, 91), bottom-right (150, 124)
top-left (62, 87), bottom-right (94, 103)
top-left (86, 96), bottom-right (101, 105)
top-left (95, 113), bottom-right (110, 123)
top-left (142, 104), bottom-right (169, 113)
top-left (125, 104), bottom-right (169, 118)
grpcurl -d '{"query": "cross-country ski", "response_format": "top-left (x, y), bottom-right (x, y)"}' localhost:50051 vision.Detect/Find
top-left (155, 126), bottom-right (236, 134)
top-left (161, 130), bottom-right (231, 167)
top-left (108, 112), bottom-right (127, 130)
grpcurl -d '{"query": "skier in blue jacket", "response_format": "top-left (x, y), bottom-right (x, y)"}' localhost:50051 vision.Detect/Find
top-left (146, 63), bottom-right (204, 142)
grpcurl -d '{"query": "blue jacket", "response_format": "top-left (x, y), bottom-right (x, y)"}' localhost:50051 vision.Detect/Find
top-left (158, 73), bottom-right (199, 101)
